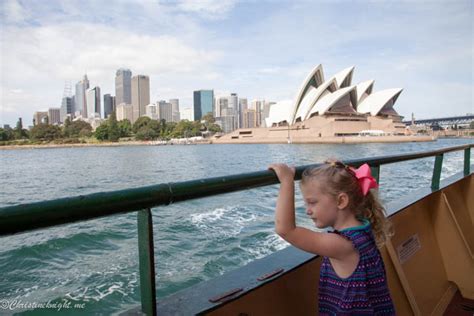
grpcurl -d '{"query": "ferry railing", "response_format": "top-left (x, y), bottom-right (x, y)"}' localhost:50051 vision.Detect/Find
top-left (0, 143), bottom-right (472, 315)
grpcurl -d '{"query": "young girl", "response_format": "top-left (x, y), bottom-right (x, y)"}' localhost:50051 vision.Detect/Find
top-left (269, 160), bottom-right (395, 315)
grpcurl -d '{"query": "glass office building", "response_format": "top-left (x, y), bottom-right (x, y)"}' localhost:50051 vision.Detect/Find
top-left (193, 90), bottom-right (214, 121)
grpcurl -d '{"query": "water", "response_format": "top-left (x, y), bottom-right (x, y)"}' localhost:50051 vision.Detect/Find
top-left (0, 139), bottom-right (472, 315)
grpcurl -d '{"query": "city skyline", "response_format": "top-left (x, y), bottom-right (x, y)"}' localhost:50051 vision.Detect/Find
top-left (1, 0), bottom-right (473, 126)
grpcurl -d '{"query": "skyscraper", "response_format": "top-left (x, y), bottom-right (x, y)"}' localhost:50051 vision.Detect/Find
top-left (74, 74), bottom-right (89, 117)
top-left (115, 68), bottom-right (132, 105)
top-left (158, 100), bottom-right (173, 122)
top-left (194, 90), bottom-right (214, 121)
top-left (86, 86), bottom-right (101, 118)
top-left (169, 99), bottom-right (180, 122)
top-left (104, 94), bottom-right (116, 118)
top-left (131, 75), bottom-right (150, 123)
top-left (48, 108), bottom-right (61, 125)
top-left (239, 98), bottom-right (248, 128)
top-left (60, 96), bottom-right (74, 123)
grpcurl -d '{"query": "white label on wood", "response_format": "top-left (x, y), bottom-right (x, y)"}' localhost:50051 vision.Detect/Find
top-left (397, 234), bottom-right (421, 264)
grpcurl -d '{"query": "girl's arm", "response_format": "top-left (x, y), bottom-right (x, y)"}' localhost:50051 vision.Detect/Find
top-left (269, 163), bottom-right (355, 260)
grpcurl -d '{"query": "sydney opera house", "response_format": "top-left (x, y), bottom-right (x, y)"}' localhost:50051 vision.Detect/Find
top-left (214, 64), bottom-right (432, 143)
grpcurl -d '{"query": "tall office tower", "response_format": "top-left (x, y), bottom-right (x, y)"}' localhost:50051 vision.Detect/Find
top-left (229, 93), bottom-right (239, 128)
top-left (60, 96), bottom-right (74, 123)
top-left (239, 98), bottom-right (248, 128)
top-left (251, 99), bottom-right (265, 127)
top-left (115, 68), bottom-right (132, 105)
top-left (104, 94), bottom-right (116, 119)
top-left (181, 108), bottom-right (193, 121)
top-left (131, 75), bottom-right (150, 123)
top-left (193, 90), bottom-right (214, 121)
top-left (158, 100), bottom-right (173, 122)
top-left (116, 103), bottom-right (133, 121)
top-left (215, 96), bottom-right (228, 118)
top-left (48, 108), bottom-right (61, 125)
top-left (86, 86), bottom-right (101, 118)
top-left (243, 108), bottom-right (257, 128)
top-left (169, 98), bottom-right (180, 122)
top-left (220, 108), bottom-right (236, 133)
top-left (74, 74), bottom-right (89, 117)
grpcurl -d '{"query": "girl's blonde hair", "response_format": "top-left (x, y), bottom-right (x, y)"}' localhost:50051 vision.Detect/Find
top-left (301, 159), bottom-right (393, 248)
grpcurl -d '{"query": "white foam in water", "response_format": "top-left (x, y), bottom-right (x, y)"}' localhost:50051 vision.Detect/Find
top-left (190, 206), bottom-right (258, 238)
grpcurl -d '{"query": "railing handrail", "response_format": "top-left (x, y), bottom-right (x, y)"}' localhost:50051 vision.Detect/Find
top-left (0, 143), bottom-right (472, 237)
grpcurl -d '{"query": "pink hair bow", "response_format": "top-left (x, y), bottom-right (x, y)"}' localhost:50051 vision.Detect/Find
top-left (348, 163), bottom-right (378, 196)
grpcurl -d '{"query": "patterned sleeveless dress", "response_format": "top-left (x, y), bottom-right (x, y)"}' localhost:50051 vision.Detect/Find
top-left (318, 219), bottom-right (396, 315)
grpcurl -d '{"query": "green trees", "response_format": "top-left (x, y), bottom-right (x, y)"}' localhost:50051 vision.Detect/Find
top-left (0, 127), bottom-right (14, 141)
top-left (94, 122), bottom-right (109, 141)
top-left (63, 119), bottom-right (93, 138)
top-left (133, 117), bottom-right (160, 140)
top-left (14, 118), bottom-right (28, 139)
top-left (118, 119), bottom-right (132, 137)
top-left (108, 112), bottom-right (120, 142)
top-left (30, 124), bottom-right (62, 141)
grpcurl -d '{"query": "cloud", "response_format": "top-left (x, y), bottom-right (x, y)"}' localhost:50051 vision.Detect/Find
top-left (0, 21), bottom-right (222, 125)
top-left (1, 0), bottom-right (32, 24)
top-left (174, 0), bottom-right (237, 18)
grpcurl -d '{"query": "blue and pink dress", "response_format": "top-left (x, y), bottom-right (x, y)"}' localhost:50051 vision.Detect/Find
top-left (318, 219), bottom-right (396, 315)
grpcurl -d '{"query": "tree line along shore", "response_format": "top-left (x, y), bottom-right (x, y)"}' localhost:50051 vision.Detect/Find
top-left (0, 113), bottom-right (221, 147)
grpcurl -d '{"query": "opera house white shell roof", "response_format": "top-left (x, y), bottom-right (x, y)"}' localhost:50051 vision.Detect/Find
top-left (266, 64), bottom-right (403, 126)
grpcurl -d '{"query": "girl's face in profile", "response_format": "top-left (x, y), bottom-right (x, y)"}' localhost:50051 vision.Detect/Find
top-left (301, 179), bottom-right (339, 229)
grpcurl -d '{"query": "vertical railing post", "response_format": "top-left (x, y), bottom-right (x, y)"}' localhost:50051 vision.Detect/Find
top-left (464, 147), bottom-right (471, 176)
top-left (137, 208), bottom-right (157, 315)
top-left (431, 154), bottom-right (444, 191)
top-left (370, 165), bottom-right (380, 185)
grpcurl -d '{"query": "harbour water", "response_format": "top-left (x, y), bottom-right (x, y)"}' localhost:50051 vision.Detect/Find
top-left (0, 138), bottom-right (472, 315)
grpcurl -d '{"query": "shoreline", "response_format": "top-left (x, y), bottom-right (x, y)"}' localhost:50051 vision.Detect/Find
top-left (0, 140), bottom-right (211, 150)
top-left (212, 135), bottom-right (440, 144)
top-left (3, 135), bottom-right (472, 150)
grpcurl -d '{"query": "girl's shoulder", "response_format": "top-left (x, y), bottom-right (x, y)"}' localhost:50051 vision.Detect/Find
top-left (331, 219), bottom-right (375, 251)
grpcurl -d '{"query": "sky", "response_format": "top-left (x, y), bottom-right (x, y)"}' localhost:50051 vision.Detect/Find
top-left (1, 0), bottom-right (473, 127)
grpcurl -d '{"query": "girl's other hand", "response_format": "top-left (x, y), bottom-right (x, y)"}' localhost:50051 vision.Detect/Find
top-left (268, 163), bottom-right (296, 183)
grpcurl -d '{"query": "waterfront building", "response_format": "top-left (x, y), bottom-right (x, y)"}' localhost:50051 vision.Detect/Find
top-left (60, 96), bottom-right (74, 123)
top-left (116, 103), bottom-right (133, 122)
top-left (158, 100), bottom-right (173, 122)
top-left (48, 108), bottom-right (61, 125)
top-left (115, 68), bottom-right (132, 106)
top-left (86, 86), bottom-right (101, 118)
top-left (74, 74), bottom-right (89, 117)
top-left (104, 94), bottom-right (116, 119)
top-left (131, 75), bottom-right (150, 123)
top-left (193, 90), bottom-right (214, 121)
top-left (33, 111), bottom-right (48, 125)
top-left (181, 108), bottom-right (193, 121)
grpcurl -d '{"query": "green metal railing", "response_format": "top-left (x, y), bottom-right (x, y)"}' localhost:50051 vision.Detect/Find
top-left (0, 144), bottom-right (472, 315)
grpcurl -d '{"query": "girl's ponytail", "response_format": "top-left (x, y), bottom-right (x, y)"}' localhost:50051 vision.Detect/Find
top-left (359, 190), bottom-right (393, 249)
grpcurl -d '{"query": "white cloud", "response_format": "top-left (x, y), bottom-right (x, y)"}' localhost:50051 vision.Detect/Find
top-left (2, 0), bottom-right (31, 24)
top-left (0, 21), bottom-right (222, 125)
top-left (175, 0), bottom-right (237, 18)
